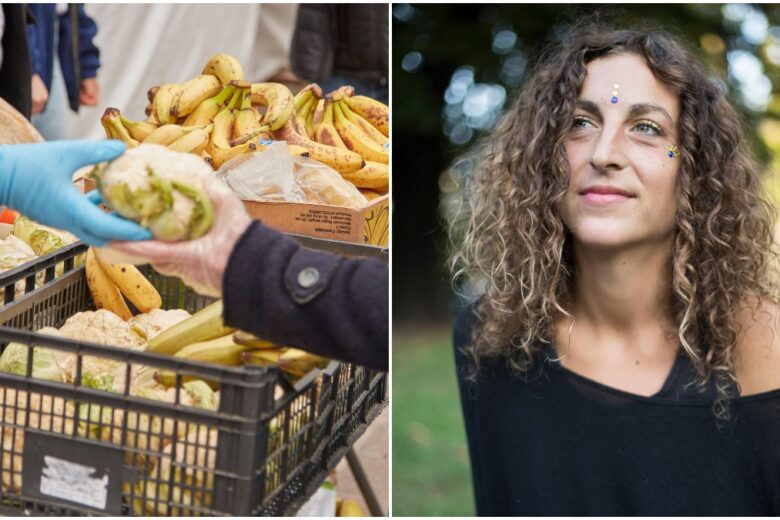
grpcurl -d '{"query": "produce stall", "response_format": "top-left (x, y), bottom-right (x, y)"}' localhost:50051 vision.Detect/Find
top-left (0, 48), bottom-right (389, 515)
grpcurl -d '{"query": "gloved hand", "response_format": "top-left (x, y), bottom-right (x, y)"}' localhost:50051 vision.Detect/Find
top-left (103, 180), bottom-right (252, 298)
top-left (0, 140), bottom-right (152, 246)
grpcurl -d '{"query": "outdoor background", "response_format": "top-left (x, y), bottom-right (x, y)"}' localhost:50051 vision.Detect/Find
top-left (392, 3), bottom-right (780, 516)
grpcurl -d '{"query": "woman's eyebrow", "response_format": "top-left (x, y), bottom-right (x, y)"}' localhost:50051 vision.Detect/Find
top-left (627, 103), bottom-right (674, 126)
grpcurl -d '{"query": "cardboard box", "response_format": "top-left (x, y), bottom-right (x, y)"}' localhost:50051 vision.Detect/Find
top-left (242, 195), bottom-right (389, 247)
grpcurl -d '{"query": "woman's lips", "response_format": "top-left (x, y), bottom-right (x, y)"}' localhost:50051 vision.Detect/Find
top-left (581, 192), bottom-right (632, 204)
top-left (579, 187), bottom-right (635, 205)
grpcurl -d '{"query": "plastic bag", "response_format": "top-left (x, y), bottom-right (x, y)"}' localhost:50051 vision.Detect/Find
top-left (216, 141), bottom-right (306, 203)
top-left (292, 155), bottom-right (368, 209)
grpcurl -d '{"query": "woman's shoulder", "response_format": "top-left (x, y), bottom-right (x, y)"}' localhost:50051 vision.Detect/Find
top-left (734, 297), bottom-right (780, 395)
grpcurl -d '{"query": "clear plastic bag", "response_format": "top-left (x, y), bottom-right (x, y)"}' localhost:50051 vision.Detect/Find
top-left (217, 142), bottom-right (368, 209)
top-left (292, 155), bottom-right (368, 209)
top-left (216, 142), bottom-right (306, 203)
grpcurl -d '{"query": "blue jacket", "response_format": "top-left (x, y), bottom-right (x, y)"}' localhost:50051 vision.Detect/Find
top-left (26, 4), bottom-right (100, 112)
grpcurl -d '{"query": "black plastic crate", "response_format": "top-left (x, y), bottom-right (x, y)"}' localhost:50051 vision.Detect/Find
top-left (0, 242), bottom-right (88, 307)
top-left (0, 242), bottom-right (387, 516)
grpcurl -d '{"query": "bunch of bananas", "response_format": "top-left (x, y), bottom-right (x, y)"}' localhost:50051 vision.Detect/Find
top-left (99, 52), bottom-right (390, 199)
top-left (146, 300), bottom-right (329, 384)
top-left (273, 84), bottom-right (390, 198)
top-left (100, 53), bottom-right (300, 169)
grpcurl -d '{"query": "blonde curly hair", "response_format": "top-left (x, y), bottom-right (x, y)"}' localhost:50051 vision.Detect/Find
top-left (448, 25), bottom-right (780, 418)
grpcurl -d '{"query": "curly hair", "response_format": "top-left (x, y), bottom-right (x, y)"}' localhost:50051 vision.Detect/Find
top-left (448, 24), bottom-right (780, 418)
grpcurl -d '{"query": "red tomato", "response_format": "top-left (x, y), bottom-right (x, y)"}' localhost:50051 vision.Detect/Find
top-left (0, 208), bottom-right (19, 225)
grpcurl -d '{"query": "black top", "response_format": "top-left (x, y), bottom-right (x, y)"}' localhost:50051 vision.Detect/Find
top-left (222, 220), bottom-right (388, 372)
top-left (454, 304), bottom-right (780, 516)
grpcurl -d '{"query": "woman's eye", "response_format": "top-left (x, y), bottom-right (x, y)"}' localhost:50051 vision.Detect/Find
top-left (572, 117), bottom-right (594, 129)
top-left (634, 120), bottom-right (662, 136)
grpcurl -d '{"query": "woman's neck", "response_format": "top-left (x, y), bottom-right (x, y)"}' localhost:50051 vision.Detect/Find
top-left (568, 237), bottom-right (676, 337)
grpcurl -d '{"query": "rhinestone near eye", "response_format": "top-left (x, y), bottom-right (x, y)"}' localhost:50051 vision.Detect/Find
top-left (610, 96), bottom-right (618, 104)
top-left (613, 84), bottom-right (620, 89)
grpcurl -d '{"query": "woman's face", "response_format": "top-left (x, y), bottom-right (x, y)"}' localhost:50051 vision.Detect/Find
top-left (562, 53), bottom-right (681, 250)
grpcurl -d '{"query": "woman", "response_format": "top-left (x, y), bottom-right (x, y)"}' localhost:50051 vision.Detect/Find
top-left (450, 26), bottom-right (780, 515)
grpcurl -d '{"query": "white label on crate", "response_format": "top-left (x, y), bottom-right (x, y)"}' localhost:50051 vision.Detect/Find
top-left (40, 455), bottom-right (108, 510)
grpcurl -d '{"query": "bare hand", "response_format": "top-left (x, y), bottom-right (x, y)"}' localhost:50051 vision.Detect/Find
top-left (79, 77), bottom-right (99, 106)
top-left (31, 74), bottom-right (49, 115)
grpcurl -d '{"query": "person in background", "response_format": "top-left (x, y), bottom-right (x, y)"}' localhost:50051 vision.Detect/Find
top-left (290, 4), bottom-right (388, 104)
top-left (27, 4), bottom-right (101, 140)
top-left (0, 4), bottom-right (33, 118)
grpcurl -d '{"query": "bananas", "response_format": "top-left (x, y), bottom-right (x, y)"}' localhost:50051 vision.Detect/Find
top-left (151, 83), bottom-right (181, 125)
top-left (147, 300), bottom-right (235, 355)
top-left (248, 82), bottom-right (295, 130)
top-left (274, 119), bottom-right (364, 173)
top-left (96, 53), bottom-right (391, 205)
top-left (170, 74), bottom-right (222, 118)
top-left (340, 161), bottom-right (389, 190)
top-left (202, 52), bottom-right (244, 84)
top-left (332, 102), bottom-right (388, 164)
top-left (343, 95), bottom-right (389, 136)
top-left (167, 127), bottom-right (211, 154)
top-left (93, 250), bottom-right (162, 313)
top-left (85, 248), bottom-right (132, 320)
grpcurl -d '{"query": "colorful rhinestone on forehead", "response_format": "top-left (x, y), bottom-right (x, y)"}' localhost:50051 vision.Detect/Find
top-left (667, 145), bottom-right (679, 158)
top-left (610, 83), bottom-right (620, 104)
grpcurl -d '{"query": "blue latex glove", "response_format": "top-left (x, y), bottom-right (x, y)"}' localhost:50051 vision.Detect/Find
top-left (0, 140), bottom-right (152, 246)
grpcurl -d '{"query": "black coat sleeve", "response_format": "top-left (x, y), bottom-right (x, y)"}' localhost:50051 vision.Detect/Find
top-left (222, 221), bottom-right (388, 371)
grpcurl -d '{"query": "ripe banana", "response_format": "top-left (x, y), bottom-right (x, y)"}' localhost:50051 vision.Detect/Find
top-left (151, 83), bottom-right (181, 125)
top-left (333, 102), bottom-right (388, 163)
top-left (241, 348), bottom-right (285, 366)
top-left (200, 149), bottom-right (215, 168)
top-left (338, 498), bottom-right (367, 517)
top-left (167, 127), bottom-right (211, 154)
top-left (182, 85), bottom-right (235, 127)
top-left (229, 126), bottom-right (270, 147)
top-left (210, 141), bottom-right (258, 170)
top-left (85, 248), bottom-right (132, 321)
top-left (278, 349), bottom-right (328, 377)
top-left (101, 108), bottom-right (139, 147)
top-left (93, 251), bottom-right (162, 313)
top-left (233, 331), bottom-right (279, 349)
top-left (342, 95), bottom-right (389, 136)
top-left (170, 74), bottom-right (223, 118)
top-left (202, 52), bottom-right (243, 84)
top-left (328, 85), bottom-right (356, 101)
top-left (147, 300), bottom-right (235, 355)
top-left (234, 91), bottom-right (267, 141)
top-left (339, 100), bottom-right (388, 146)
top-left (207, 91), bottom-right (242, 151)
top-left (249, 82), bottom-right (294, 130)
top-left (315, 102), bottom-right (348, 148)
top-left (119, 115), bottom-right (158, 142)
top-left (143, 124), bottom-right (197, 146)
top-left (272, 115), bottom-right (364, 174)
top-left (173, 334), bottom-right (249, 365)
top-left (340, 161), bottom-right (389, 190)
top-left (287, 144), bottom-right (310, 157)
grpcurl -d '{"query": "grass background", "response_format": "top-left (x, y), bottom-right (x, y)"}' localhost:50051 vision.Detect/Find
top-left (392, 327), bottom-right (474, 516)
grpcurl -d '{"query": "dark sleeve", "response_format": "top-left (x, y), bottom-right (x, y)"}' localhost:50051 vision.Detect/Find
top-left (76, 5), bottom-right (99, 79)
top-left (222, 221), bottom-right (388, 372)
top-left (0, 4), bottom-right (32, 118)
top-left (25, 7), bottom-right (44, 78)
top-left (453, 303), bottom-right (488, 516)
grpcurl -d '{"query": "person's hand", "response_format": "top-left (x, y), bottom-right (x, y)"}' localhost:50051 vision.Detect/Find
top-left (79, 78), bottom-right (99, 106)
top-left (0, 140), bottom-right (152, 246)
top-left (104, 181), bottom-right (252, 298)
top-left (31, 74), bottom-right (49, 115)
